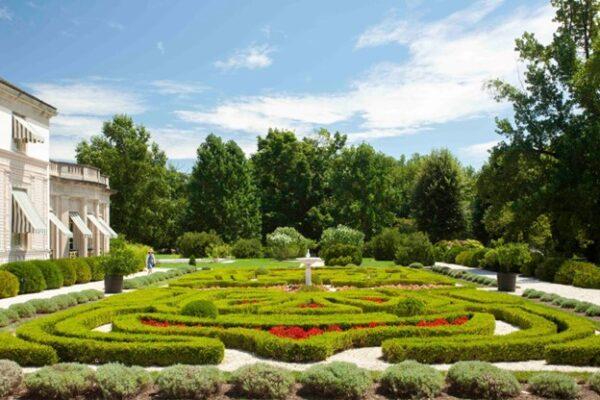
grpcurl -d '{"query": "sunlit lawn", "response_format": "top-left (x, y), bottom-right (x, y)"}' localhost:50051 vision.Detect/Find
top-left (157, 257), bottom-right (396, 269)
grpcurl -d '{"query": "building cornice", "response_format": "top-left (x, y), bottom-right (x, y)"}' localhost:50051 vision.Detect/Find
top-left (0, 78), bottom-right (57, 118)
top-left (0, 148), bottom-right (50, 169)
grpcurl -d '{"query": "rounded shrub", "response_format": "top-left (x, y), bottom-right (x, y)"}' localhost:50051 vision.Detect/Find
top-left (322, 244), bottom-right (363, 266)
top-left (176, 231), bottom-right (223, 258)
top-left (394, 232), bottom-right (435, 266)
top-left (232, 238), bottom-right (263, 258)
top-left (25, 363), bottom-right (96, 399)
top-left (572, 262), bottom-right (600, 289)
top-left (300, 361), bottom-right (371, 400)
top-left (266, 227), bottom-right (311, 260)
top-left (255, 266), bottom-right (268, 276)
top-left (481, 249), bottom-right (500, 271)
top-left (51, 294), bottom-right (78, 309)
top-left (380, 360), bottom-right (444, 399)
top-left (181, 300), bottom-right (218, 319)
top-left (455, 250), bottom-right (474, 266)
top-left (408, 262), bottom-right (424, 269)
top-left (370, 228), bottom-right (403, 261)
top-left (535, 257), bottom-right (565, 282)
top-left (1, 261), bottom-right (46, 294)
top-left (588, 372), bottom-right (600, 394)
top-left (394, 297), bottom-right (425, 317)
top-left (9, 302), bottom-right (36, 318)
top-left (575, 301), bottom-right (594, 313)
top-left (496, 243), bottom-right (531, 274)
top-left (0, 312), bottom-right (9, 328)
top-left (86, 257), bottom-right (105, 281)
top-left (96, 363), bottom-right (152, 400)
top-left (0, 270), bottom-right (19, 298)
top-left (232, 363), bottom-right (295, 400)
top-left (528, 372), bottom-right (579, 399)
top-left (0, 360), bottom-right (23, 398)
top-left (54, 259), bottom-right (77, 286)
top-left (156, 365), bottom-right (223, 400)
top-left (72, 258), bottom-right (92, 283)
top-left (585, 305), bottom-right (600, 317)
top-left (30, 260), bottom-right (63, 289)
top-left (189, 255), bottom-right (196, 266)
top-left (446, 361), bottom-right (520, 400)
top-left (26, 298), bottom-right (60, 314)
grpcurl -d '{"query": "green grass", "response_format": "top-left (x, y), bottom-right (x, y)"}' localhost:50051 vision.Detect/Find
top-left (156, 253), bottom-right (182, 260)
top-left (157, 257), bottom-right (396, 270)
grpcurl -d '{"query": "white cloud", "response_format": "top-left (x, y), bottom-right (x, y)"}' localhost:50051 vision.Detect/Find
top-left (150, 80), bottom-right (207, 96)
top-left (177, 1), bottom-right (555, 141)
top-left (0, 6), bottom-right (12, 20)
top-left (29, 81), bottom-right (146, 159)
top-left (214, 44), bottom-right (274, 71)
top-left (157, 41), bottom-right (165, 54)
top-left (460, 139), bottom-right (501, 160)
top-left (107, 21), bottom-right (124, 31)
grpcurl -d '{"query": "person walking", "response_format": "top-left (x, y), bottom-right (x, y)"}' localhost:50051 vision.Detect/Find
top-left (146, 249), bottom-right (156, 274)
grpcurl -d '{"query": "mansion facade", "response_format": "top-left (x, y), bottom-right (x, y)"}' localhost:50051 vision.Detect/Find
top-left (0, 78), bottom-right (116, 264)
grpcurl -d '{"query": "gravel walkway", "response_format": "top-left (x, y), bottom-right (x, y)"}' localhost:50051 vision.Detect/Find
top-left (0, 270), bottom-right (156, 309)
top-left (436, 262), bottom-right (600, 306)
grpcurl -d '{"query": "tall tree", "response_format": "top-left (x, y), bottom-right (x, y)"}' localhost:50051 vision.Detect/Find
top-left (187, 134), bottom-right (261, 242)
top-left (76, 115), bottom-right (184, 249)
top-left (327, 143), bottom-right (403, 238)
top-left (412, 149), bottom-right (467, 242)
top-left (483, 0), bottom-right (599, 259)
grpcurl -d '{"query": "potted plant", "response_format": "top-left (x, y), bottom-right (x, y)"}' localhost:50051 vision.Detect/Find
top-left (101, 240), bottom-right (139, 293)
top-left (496, 243), bottom-right (532, 292)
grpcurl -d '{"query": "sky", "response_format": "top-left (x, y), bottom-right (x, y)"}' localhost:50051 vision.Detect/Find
top-left (0, 0), bottom-right (556, 172)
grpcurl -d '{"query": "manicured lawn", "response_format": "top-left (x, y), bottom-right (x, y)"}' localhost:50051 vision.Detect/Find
top-left (156, 253), bottom-right (182, 259)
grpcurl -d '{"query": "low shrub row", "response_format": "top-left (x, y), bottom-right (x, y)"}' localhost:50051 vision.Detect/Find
top-left (0, 289), bottom-right (104, 328)
top-left (1, 359), bottom-right (598, 399)
top-left (522, 288), bottom-right (600, 316)
top-left (0, 257), bottom-right (104, 297)
top-left (123, 266), bottom-right (196, 289)
top-left (430, 265), bottom-right (497, 286)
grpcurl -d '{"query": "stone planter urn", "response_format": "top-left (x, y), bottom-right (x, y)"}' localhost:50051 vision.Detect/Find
top-left (497, 272), bottom-right (517, 292)
top-left (104, 275), bottom-right (124, 294)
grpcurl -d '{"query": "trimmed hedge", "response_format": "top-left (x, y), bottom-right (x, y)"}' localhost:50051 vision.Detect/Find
top-left (0, 333), bottom-right (58, 366)
top-left (0, 261), bottom-right (46, 294)
top-left (300, 362), bottom-right (371, 400)
top-left (53, 259), bottom-right (78, 286)
top-left (321, 244), bottom-right (362, 266)
top-left (0, 271), bottom-right (19, 298)
top-left (30, 260), bottom-right (63, 289)
top-left (446, 361), bottom-right (520, 399)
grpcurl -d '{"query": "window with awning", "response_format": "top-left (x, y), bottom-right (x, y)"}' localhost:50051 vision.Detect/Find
top-left (49, 211), bottom-right (73, 238)
top-left (98, 217), bottom-right (118, 238)
top-left (12, 115), bottom-right (45, 143)
top-left (87, 214), bottom-right (111, 237)
top-left (69, 212), bottom-right (92, 237)
top-left (12, 189), bottom-right (46, 234)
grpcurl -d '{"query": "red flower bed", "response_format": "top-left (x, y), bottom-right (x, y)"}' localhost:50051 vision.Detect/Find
top-left (416, 316), bottom-right (469, 327)
top-left (299, 302), bottom-right (323, 309)
top-left (362, 297), bottom-right (386, 303)
top-left (141, 318), bottom-right (186, 328)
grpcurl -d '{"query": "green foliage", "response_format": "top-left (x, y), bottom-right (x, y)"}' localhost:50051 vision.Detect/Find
top-left (0, 333), bottom-right (57, 366)
top-left (86, 257), bottom-right (105, 281)
top-left (320, 225), bottom-right (365, 249)
top-left (231, 238), bottom-right (263, 258)
top-left (25, 363), bottom-right (96, 399)
top-left (9, 303), bottom-right (36, 319)
top-left (535, 257), bottom-right (565, 282)
top-left (76, 114), bottom-right (187, 249)
top-left (72, 258), bottom-right (92, 283)
top-left (394, 232), bottom-right (435, 266)
top-left (102, 238), bottom-right (140, 276)
top-left (322, 244), bottom-right (362, 266)
top-left (0, 261), bottom-right (46, 294)
top-left (370, 228), bottom-right (403, 261)
top-left (266, 227), bottom-right (311, 260)
top-left (208, 243), bottom-right (232, 259)
top-left (572, 262), bottom-right (600, 289)
top-left (176, 231), bottom-right (223, 258)
top-left (408, 262), bottom-right (424, 269)
top-left (393, 297), bottom-right (425, 317)
top-left (156, 365), bottom-right (223, 400)
top-left (528, 372), bottom-right (579, 400)
top-left (30, 260), bottom-right (63, 289)
top-left (26, 299), bottom-right (59, 314)
top-left (380, 360), bottom-right (444, 399)
top-left (0, 360), bottom-right (22, 398)
top-left (589, 372), bottom-right (600, 394)
top-left (446, 361), bottom-right (520, 399)
top-left (0, 271), bottom-right (19, 298)
top-left (481, 249), bottom-right (500, 271)
top-left (188, 255), bottom-right (196, 266)
top-left (187, 134), bottom-right (261, 242)
top-left (412, 149), bottom-right (467, 242)
top-left (300, 361), bottom-right (372, 400)
top-left (181, 300), bottom-right (218, 319)
top-left (496, 243), bottom-right (532, 273)
top-left (232, 363), bottom-right (295, 400)
top-left (96, 363), bottom-right (152, 400)
top-left (53, 259), bottom-right (77, 286)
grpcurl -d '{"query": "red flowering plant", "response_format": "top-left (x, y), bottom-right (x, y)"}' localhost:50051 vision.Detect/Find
top-left (361, 297), bottom-right (387, 303)
top-left (141, 318), bottom-right (187, 328)
top-left (299, 302), bottom-right (323, 309)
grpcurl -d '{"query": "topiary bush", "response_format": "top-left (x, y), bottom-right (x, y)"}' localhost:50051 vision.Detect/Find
top-left (156, 365), bottom-right (223, 400)
top-left (446, 361), bottom-right (520, 400)
top-left (0, 359), bottom-right (22, 398)
top-left (321, 244), bottom-right (362, 266)
top-left (9, 302), bottom-right (36, 319)
top-left (71, 258), bottom-right (92, 283)
top-left (408, 262), bottom-right (424, 269)
top-left (370, 228), bottom-right (403, 261)
top-left (469, 248), bottom-right (489, 268)
top-left (25, 363), bottom-right (96, 399)
top-left (176, 231), bottom-right (223, 258)
top-left (27, 298), bottom-right (60, 314)
top-left (528, 372), bottom-right (579, 399)
top-left (393, 297), bottom-right (425, 316)
top-left (53, 259), bottom-right (77, 286)
top-left (51, 294), bottom-right (78, 309)
top-left (572, 262), bottom-right (600, 289)
top-left (30, 260), bottom-right (64, 289)
top-left (535, 257), bottom-right (565, 282)
top-left (481, 249), bottom-right (500, 271)
top-left (232, 238), bottom-right (263, 258)
top-left (320, 225), bottom-right (365, 250)
top-left (394, 232), bottom-right (435, 266)
top-left (86, 257), bottom-right (105, 281)
top-left (96, 363), bottom-right (152, 400)
top-left (380, 360), bottom-right (444, 399)
top-left (0, 261), bottom-right (46, 294)
top-left (300, 362), bottom-right (371, 400)
top-left (0, 270), bottom-right (19, 298)
top-left (181, 300), bottom-right (218, 319)
top-left (232, 363), bottom-right (295, 400)
top-left (208, 243), bottom-right (232, 259)
top-left (266, 227), bottom-right (311, 260)
top-left (455, 249), bottom-right (474, 266)
top-left (496, 243), bottom-right (531, 274)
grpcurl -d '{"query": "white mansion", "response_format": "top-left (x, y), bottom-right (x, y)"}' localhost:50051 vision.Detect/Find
top-left (0, 78), bottom-right (116, 263)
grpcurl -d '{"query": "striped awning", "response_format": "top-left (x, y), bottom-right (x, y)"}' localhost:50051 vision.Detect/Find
top-left (98, 217), bottom-right (118, 238)
top-left (49, 211), bottom-right (73, 238)
top-left (70, 212), bottom-right (92, 237)
top-left (13, 115), bottom-right (45, 143)
top-left (12, 189), bottom-right (46, 234)
top-left (87, 214), bottom-right (111, 237)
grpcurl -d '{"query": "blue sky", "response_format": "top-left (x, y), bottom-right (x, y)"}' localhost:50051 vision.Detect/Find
top-left (0, 0), bottom-right (555, 171)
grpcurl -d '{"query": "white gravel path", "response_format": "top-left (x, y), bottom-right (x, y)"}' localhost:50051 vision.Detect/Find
top-left (0, 270), bottom-right (162, 309)
top-left (435, 262), bottom-right (600, 306)
top-left (494, 320), bottom-right (520, 335)
top-left (92, 323), bottom-right (112, 333)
